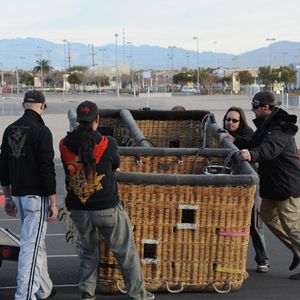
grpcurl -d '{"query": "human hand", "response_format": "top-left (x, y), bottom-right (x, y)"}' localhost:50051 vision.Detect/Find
top-left (47, 205), bottom-right (59, 222)
top-left (219, 132), bottom-right (235, 143)
top-left (5, 197), bottom-right (17, 217)
top-left (239, 149), bottom-right (251, 161)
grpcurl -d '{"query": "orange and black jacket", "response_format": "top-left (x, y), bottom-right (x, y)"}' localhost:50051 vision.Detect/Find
top-left (59, 130), bottom-right (120, 210)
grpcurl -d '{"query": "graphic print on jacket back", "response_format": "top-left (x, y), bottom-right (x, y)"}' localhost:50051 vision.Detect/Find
top-left (8, 126), bottom-right (27, 159)
top-left (60, 136), bottom-right (108, 204)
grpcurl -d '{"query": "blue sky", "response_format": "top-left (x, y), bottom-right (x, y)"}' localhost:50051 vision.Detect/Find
top-left (1, 0), bottom-right (299, 54)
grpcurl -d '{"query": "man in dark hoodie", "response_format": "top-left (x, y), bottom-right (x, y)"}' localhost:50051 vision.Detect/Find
top-left (222, 91), bottom-right (300, 280)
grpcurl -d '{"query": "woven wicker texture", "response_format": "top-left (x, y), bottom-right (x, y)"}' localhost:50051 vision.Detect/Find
top-left (97, 181), bottom-right (255, 293)
top-left (120, 155), bottom-right (239, 174)
top-left (135, 119), bottom-right (206, 148)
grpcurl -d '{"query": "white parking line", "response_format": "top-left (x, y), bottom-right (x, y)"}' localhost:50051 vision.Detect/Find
top-left (47, 254), bottom-right (78, 258)
top-left (0, 283), bottom-right (79, 290)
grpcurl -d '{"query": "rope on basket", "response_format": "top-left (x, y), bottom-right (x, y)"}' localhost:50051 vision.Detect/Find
top-left (116, 280), bottom-right (127, 294)
top-left (166, 282), bottom-right (184, 293)
top-left (212, 282), bottom-right (231, 294)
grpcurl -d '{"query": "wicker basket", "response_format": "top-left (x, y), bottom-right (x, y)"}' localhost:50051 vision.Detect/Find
top-left (96, 109), bottom-right (217, 148)
top-left (66, 109), bottom-right (257, 294)
top-left (131, 110), bottom-right (215, 148)
top-left (96, 148), bottom-right (257, 294)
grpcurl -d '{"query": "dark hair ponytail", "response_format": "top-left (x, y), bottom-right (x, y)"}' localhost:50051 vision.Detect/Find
top-left (75, 122), bottom-right (96, 178)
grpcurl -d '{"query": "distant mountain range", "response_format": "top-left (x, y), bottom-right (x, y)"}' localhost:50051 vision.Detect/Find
top-left (0, 37), bottom-right (299, 71)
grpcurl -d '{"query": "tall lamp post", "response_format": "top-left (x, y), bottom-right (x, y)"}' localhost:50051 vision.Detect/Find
top-left (0, 62), bottom-right (4, 97)
top-left (193, 37), bottom-right (200, 92)
top-left (168, 46), bottom-right (176, 92)
top-left (185, 51), bottom-right (190, 69)
top-left (98, 48), bottom-right (106, 94)
top-left (89, 43), bottom-right (95, 67)
top-left (37, 46), bottom-right (43, 92)
top-left (213, 41), bottom-right (217, 69)
top-left (266, 37), bottom-right (276, 88)
top-left (127, 42), bottom-right (134, 92)
top-left (63, 39), bottom-right (67, 71)
top-left (114, 33), bottom-right (120, 97)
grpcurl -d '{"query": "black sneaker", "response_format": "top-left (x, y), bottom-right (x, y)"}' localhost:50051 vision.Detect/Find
top-left (289, 254), bottom-right (300, 270)
top-left (289, 272), bottom-right (300, 280)
top-left (36, 288), bottom-right (56, 299)
top-left (80, 291), bottom-right (96, 300)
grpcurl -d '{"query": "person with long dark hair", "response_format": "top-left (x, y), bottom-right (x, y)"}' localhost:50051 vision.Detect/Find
top-left (59, 101), bottom-right (154, 300)
top-left (223, 106), bottom-right (270, 273)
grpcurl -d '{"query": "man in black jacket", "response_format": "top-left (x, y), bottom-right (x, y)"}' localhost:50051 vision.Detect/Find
top-left (226, 91), bottom-right (300, 280)
top-left (0, 90), bottom-right (58, 299)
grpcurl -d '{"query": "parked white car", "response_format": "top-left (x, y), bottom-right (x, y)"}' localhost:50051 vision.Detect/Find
top-left (181, 86), bottom-right (198, 93)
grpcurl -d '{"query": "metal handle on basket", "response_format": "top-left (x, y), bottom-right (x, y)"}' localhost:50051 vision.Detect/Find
top-left (212, 282), bottom-right (231, 294)
top-left (222, 149), bottom-right (240, 174)
top-left (166, 282), bottom-right (184, 293)
top-left (116, 280), bottom-right (127, 294)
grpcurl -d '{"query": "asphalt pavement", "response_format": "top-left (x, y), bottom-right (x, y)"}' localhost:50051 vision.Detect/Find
top-left (0, 93), bottom-right (300, 299)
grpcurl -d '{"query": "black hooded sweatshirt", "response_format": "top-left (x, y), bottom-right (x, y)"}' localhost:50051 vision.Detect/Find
top-left (60, 130), bottom-right (120, 210)
top-left (239, 107), bottom-right (300, 200)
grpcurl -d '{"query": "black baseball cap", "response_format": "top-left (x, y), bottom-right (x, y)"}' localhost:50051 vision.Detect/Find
top-left (76, 101), bottom-right (99, 122)
top-left (252, 91), bottom-right (281, 108)
top-left (23, 90), bottom-right (47, 107)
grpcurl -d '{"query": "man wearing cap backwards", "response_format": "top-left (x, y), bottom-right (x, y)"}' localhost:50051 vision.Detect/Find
top-left (0, 90), bottom-right (58, 299)
top-left (59, 100), bottom-right (154, 300)
top-left (221, 91), bottom-right (300, 280)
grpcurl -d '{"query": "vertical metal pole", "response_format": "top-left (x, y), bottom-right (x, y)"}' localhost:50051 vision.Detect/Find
top-left (114, 34), bottom-right (120, 97)
top-left (193, 37), bottom-right (200, 92)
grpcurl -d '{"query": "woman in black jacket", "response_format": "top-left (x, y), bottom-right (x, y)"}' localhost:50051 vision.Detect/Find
top-left (223, 107), bottom-right (269, 273)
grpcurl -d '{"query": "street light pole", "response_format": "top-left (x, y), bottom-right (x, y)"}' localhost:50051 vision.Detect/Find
top-left (98, 48), bottom-right (106, 94)
top-left (0, 62), bottom-right (4, 97)
top-left (63, 39), bottom-right (67, 71)
top-left (193, 37), bottom-right (200, 92)
top-left (185, 51), bottom-right (190, 69)
top-left (127, 42), bottom-right (134, 92)
top-left (89, 44), bottom-right (95, 67)
top-left (114, 33), bottom-right (120, 97)
top-left (37, 46), bottom-right (43, 92)
top-left (213, 41), bottom-right (217, 69)
top-left (67, 41), bottom-right (71, 69)
top-left (98, 48), bottom-right (106, 72)
top-left (168, 46), bottom-right (176, 92)
top-left (266, 37), bottom-right (276, 89)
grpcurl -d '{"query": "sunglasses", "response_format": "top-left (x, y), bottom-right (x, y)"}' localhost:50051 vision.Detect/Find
top-left (225, 117), bottom-right (240, 123)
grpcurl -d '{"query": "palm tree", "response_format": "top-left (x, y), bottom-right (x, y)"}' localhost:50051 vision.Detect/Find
top-left (33, 59), bottom-right (53, 73)
top-left (33, 59), bottom-right (54, 89)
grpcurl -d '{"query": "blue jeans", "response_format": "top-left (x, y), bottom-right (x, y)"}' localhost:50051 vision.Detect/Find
top-left (13, 195), bottom-right (53, 300)
top-left (71, 202), bottom-right (147, 300)
top-left (251, 189), bottom-right (269, 264)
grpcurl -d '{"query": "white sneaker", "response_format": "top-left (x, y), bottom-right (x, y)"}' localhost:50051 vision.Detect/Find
top-left (256, 262), bottom-right (269, 273)
top-left (144, 291), bottom-right (155, 300)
